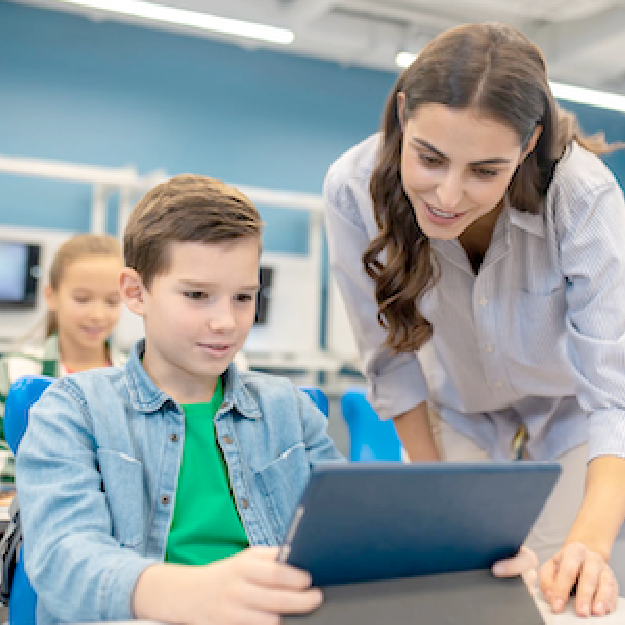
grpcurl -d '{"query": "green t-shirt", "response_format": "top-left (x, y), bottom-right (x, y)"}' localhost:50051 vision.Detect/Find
top-left (166, 378), bottom-right (249, 565)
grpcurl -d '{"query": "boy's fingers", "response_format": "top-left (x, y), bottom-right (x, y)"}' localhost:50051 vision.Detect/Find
top-left (491, 546), bottom-right (538, 578)
top-left (248, 546), bottom-right (282, 560)
top-left (242, 584), bottom-right (323, 615)
top-left (243, 553), bottom-right (314, 590)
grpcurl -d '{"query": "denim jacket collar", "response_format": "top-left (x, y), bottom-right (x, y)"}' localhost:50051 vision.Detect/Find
top-left (125, 339), bottom-right (261, 420)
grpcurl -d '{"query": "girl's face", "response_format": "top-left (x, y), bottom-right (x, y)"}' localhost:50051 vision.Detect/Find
top-left (45, 255), bottom-right (123, 354)
top-left (399, 101), bottom-right (535, 241)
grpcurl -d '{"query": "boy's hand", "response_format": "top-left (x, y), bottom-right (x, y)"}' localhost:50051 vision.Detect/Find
top-left (538, 542), bottom-right (619, 617)
top-left (491, 546), bottom-right (539, 593)
top-left (134, 546), bottom-right (323, 624)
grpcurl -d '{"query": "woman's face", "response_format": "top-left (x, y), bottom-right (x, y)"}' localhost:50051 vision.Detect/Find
top-left (399, 101), bottom-right (530, 241)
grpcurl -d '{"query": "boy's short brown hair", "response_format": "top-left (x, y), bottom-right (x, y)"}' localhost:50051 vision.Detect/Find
top-left (124, 174), bottom-right (263, 288)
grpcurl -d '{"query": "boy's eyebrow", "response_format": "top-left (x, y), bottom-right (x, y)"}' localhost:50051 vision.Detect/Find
top-left (179, 279), bottom-right (260, 290)
top-left (412, 138), bottom-right (513, 165)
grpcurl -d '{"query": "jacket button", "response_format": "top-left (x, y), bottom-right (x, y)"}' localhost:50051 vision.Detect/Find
top-left (161, 494), bottom-right (171, 505)
top-left (223, 435), bottom-right (233, 445)
top-left (240, 498), bottom-right (249, 509)
top-left (170, 433), bottom-right (179, 443)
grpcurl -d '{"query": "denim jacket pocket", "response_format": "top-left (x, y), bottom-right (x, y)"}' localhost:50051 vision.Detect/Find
top-left (254, 442), bottom-right (309, 542)
top-left (97, 449), bottom-right (145, 549)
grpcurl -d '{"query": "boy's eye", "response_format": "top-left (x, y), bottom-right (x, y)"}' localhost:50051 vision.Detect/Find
top-left (235, 293), bottom-right (254, 303)
top-left (183, 291), bottom-right (207, 300)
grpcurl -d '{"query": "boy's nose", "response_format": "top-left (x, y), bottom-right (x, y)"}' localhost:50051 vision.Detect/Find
top-left (209, 300), bottom-right (236, 332)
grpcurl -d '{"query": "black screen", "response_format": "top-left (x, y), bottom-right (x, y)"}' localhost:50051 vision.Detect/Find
top-left (255, 265), bottom-right (273, 325)
top-left (0, 241), bottom-right (41, 309)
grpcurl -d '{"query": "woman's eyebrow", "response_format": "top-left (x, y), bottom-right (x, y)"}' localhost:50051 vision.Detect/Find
top-left (412, 138), bottom-right (513, 165)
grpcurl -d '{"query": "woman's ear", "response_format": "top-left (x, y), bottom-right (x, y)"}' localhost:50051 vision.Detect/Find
top-left (397, 91), bottom-right (406, 130)
top-left (522, 125), bottom-right (543, 160)
top-left (120, 268), bottom-right (146, 317)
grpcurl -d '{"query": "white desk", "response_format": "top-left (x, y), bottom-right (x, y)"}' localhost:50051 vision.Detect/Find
top-left (73, 598), bottom-right (625, 624)
top-left (537, 596), bottom-right (625, 623)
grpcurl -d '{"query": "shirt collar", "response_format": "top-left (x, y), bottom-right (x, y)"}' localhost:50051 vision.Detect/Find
top-left (124, 339), bottom-right (261, 419)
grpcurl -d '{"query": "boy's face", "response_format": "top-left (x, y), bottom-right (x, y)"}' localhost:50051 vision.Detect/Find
top-left (123, 238), bottom-right (260, 404)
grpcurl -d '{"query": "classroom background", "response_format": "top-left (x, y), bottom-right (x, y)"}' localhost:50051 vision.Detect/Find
top-left (1, 0), bottom-right (625, 462)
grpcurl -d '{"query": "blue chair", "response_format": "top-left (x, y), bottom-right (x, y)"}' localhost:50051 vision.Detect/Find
top-left (4, 374), bottom-right (53, 625)
top-left (299, 387), bottom-right (329, 418)
top-left (340, 388), bottom-right (402, 461)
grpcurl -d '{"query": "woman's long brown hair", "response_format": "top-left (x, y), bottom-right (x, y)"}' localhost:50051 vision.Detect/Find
top-left (366, 22), bottom-right (622, 353)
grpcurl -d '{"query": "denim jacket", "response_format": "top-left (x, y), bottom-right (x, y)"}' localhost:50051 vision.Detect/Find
top-left (17, 340), bottom-right (343, 624)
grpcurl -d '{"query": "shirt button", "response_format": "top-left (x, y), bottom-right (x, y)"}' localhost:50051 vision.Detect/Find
top-left (484, 344), bottom-right (493, 353)
top-left (240, 498), bottom-right (249, 509)
top-left (478, 296), bottom-right (488, 307)
top-left (495, 381), bottom-right (504, 389)
top-left (220, 402), bottom-right (228, 411)
top-left (170, 433), bottom-right (179, 443)
top-left (161, 494), bottom-right (171, 506)
top-left (223, 435), bottom-right (233, 445)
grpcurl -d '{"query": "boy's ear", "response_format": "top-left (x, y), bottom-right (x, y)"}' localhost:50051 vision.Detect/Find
top-left (120, 268), bottom-right (146, 317)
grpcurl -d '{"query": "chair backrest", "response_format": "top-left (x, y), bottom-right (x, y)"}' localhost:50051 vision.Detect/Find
top-left (4, 374), bottom-right (52, 625)
top-left (299, 387), bottom-right (329, 418)
top-left (4, 375), bottom-right (54, 456)
top-left (340, 388), bottom-right (402, 461)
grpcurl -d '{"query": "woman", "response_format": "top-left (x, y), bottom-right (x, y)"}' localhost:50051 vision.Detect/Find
top-left (324, 22), bottom-right (624, 617)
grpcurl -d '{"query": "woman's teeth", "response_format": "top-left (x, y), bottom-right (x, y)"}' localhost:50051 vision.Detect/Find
top-left (430, 205), bottom-right (459, 218)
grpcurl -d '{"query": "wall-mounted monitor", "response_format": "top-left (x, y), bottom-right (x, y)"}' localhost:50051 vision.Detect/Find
top-left (0, 240), bottom-right (41, 309)
top-left (255, 265), bottom-right (273, 325)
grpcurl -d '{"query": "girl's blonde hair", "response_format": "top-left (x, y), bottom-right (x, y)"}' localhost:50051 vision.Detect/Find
top-left (45, 234), bottom-right (123, 337)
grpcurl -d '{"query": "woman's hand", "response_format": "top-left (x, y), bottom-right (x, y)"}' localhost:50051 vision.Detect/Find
top-left (491, 546), bottom-right (539, 592)
top-left (539, 542), bottom-right (619, 617)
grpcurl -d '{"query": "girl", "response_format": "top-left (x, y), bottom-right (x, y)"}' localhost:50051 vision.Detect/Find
top-left (0, 234), bottom-right (126, 429)
top-left (324, 23), bottom-right (624, 618)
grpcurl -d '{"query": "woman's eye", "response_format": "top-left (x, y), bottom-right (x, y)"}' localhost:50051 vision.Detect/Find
top-left (235, 294), bottom-right (254, 303)
top-left (183, 291), bottom-right (207, 300)
top-left (419, 153), bottom-right (442, 167)
top-left (474, 168), bottom-right (500, 178)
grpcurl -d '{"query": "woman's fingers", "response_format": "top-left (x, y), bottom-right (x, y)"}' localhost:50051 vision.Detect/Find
top-left (539, 542), bottom-right (619, 617)
top-left (491, 546), bottom-right (538, 578)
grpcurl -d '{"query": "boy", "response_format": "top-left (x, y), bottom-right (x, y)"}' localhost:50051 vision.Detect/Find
top-left (17, 175), bottom-right (535, 624)
top-left (17, 175), bottom-right (341, 624)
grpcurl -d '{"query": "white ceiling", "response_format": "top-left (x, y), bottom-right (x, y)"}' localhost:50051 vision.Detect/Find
top-left (10, 0), bottom-right (625, 94)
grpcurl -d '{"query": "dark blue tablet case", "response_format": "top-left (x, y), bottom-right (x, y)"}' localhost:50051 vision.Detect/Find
top-left (279, 461), bottom-right (561, 586)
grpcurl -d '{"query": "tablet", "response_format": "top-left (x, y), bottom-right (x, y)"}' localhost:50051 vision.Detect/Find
top-left (278, 461), bottom-right (561, 586)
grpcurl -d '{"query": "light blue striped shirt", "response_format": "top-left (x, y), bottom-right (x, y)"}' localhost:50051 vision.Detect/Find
top-left (324, 134), bottom-right (625, 461)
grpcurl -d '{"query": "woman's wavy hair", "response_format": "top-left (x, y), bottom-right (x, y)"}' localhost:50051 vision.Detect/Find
top-left (367, 22), bottom-right (621, 353)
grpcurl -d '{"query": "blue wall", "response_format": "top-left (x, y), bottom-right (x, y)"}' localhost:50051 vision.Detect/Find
top-left (1, 2), bottom-right (624, 249)
top-left (0, 2), bottom-right (394, 251)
